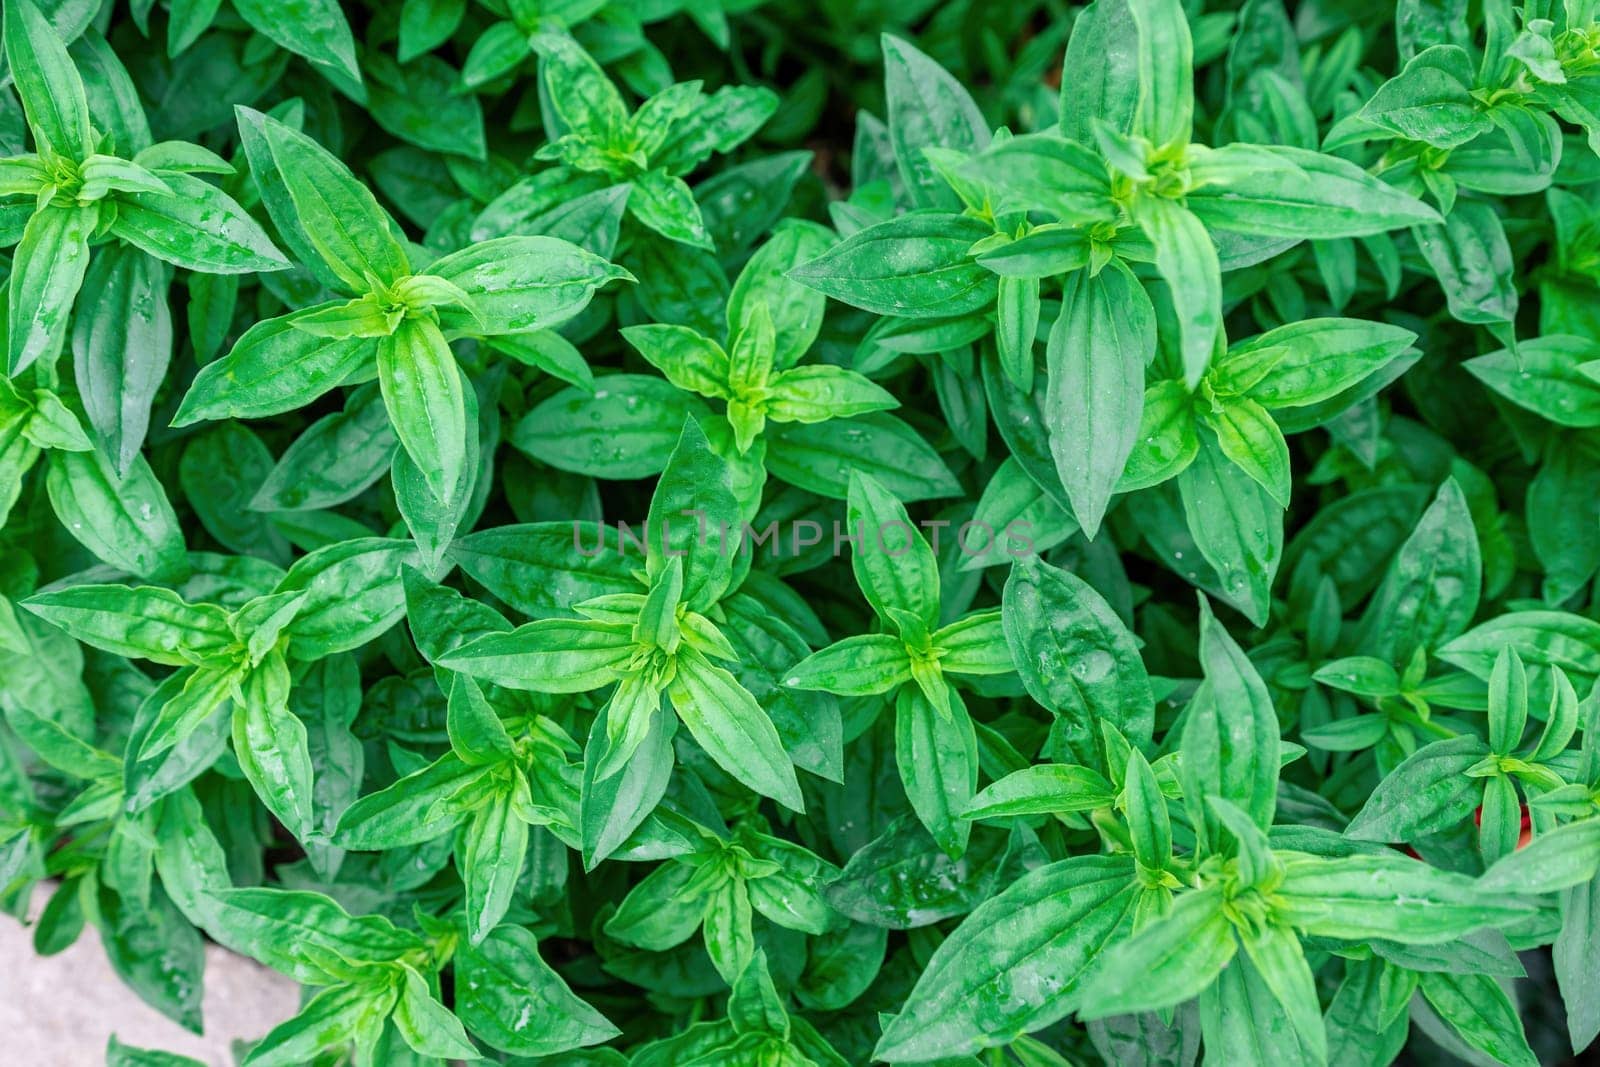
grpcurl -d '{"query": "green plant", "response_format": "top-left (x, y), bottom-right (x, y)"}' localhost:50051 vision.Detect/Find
top-left (6, 0), bottom-right (1600, 1065)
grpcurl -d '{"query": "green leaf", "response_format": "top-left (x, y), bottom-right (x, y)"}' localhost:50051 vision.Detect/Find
top-left (1239, 923), bottom-right (1325, 1063)
top-left (23, 583), bottom-right (231, 665)
top-left (428, 235), bottom-right (630, 335)
top-left (581, 691), bottom-right (674, 869)
top-left (446, 672), bottom-right (514, 767)
top-left (1124, 748), bottom-right (1171, 872)
top-left (106, 1035), bottom-right (207, 1067)
top-left (1359, 477), bottom-right (1481, 665)
top-left (275, 537), bottom-right (419, 658)
top-left (630, 167), bottom-right (712, 249)
top-left (531, 30), bottom-right (628, 145)
top-left (46, 449), bottom-right (188, 581)
top-left (1002, 556), bottom-right (1154, 760)
top-left (728, 220), bottom-right (834, 368)
top-left (231, 0), bottom-right (362, 95)
top-left (1227, 317), bottom-right (1417, 409)
top-left (881, 34), bottom-right (989, 210)
top-left (335, 752), bottom-right (486, 850)
top-left (1198, 395), bottom-right (1290, 508)
top-left (1059, 0), bottom-right (1141, 143)
top-left (875, 856), bottom-right (1136, 1061)
top-left (440, 618), bottom-right (634, 692)
top-left (765, 413), bottom-right (961, 502)
top-left (668, 645), bottom-right (802, 811)
top-left (790, 213), bottom-right (997, 318)
top-left (173, 313), bottom-right (375, 425)
top-left (367, 53), bottom-right (484, 160)
top-left (376, 316), bottom-right (469, 508)
top-left (96, 885), bottom-right (204, 1033)
top-left (846, 470), bottom-right (940, 631)
top-left (785, 633), bottom-right (911, 695)
top-left (179, 421), bottom-right (290, 562)
top-left (1045, 262), bottom-right (1153, 536)
top-left (1177, 428), bottom-right (1282, 626)
top-left (459, 789), bottom-right (527, 943)
top-left (605, 861), bottom-right (704, 951)
top-left (1438, 611), bottom-right (1600, 693)
top-left (1187, 145), bottom-right (1440, 238)
top-left (728, 950), bottom-right (788, 1037)
top-left (8, 202), bottom-right (93, 375)
top-left (250, 108), bottom-right (408, 291)
top-left (231, 650), bottom-right (316, 842)
top-left (1199, 949), bottom-right (1321, 1066)
top-left (963, 763), bottom-right (1115, 818)
top-left (796, 921), bottom-right (886, 1013)
top-left (966, 134), bottom-right (1114, 223)
top-left (1358, 45), bottom-right (1489, 149)
top-left (243, 983), bottom-right (389, 1066)
top-left (702, 876), bottom-right (756, 984)
top-left (110, 171), bottom-right (287, 273)
top-left (456, 923), bottom-right (619, 1056)
top-left (398, 0), bottom-right (465, 62)
top-left (71, 245), bottom-right (172, 477)
top-left (1278, 851), bottom-right (1533, 942)
top-left (1126, 0), bottom-right (1193, 146)
top-left (459, 19), bottom-right (528, 87)
top-left (5, 0), bottom-right (94, 159)
top-left (1556, 868), bottom-right (1600, 1050)
top-left (392, 965), bottom-right (478, 1059)
top-left (995, 274), bottom-right (1041, 390)
top-left (1118, 379), bottom-right (1199, 491)
top-left (207, 887), bottom-right (423, 988)
top-left (766, 365), bottom-right (899, 424)
top-left (1074, 886), bottom-right (1237, 1019)
top-left (1467, 335), bottom-right (1600, 427)
top-left (1480, 818), bottom-right (1600, 894)
top-left (1417, 971), bottom-right (1539, 1067)
top-left (1414, 198), bottom-right (1517, 327)
top-left (1178, 598), bottom-right (1280, 848)
top-left (623, 324), bottom-right (730, 398)
top-left (511, 375), bottom-right (707, 479)
top-left (250, 385), bottom-right (395, 512)
top-left (1140, 197), bottom-right (1220, 387)
top-left (644, 416), bottom-right (740, 610)
top-left (449, 521), bottom-right (636, 618)
top-left (895, 683), bottom-right (977, 858)
top-left (1344, 734), bottom-right (1490, 842)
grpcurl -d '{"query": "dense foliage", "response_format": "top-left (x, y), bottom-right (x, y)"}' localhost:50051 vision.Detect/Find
top-left (5, 0), bottom-right (1600, 1064)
